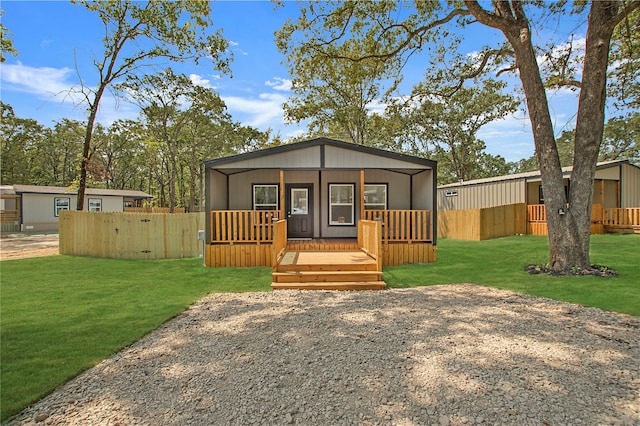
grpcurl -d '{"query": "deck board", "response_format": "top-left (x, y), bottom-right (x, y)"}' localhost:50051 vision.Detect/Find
top-left (279, 250), bottom-right (376, 266)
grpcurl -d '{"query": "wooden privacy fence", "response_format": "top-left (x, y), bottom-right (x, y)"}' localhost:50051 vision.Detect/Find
top-left (439, 203), bottom-right (527, 241)
top-left (59, 211), bottom-right (205, 259)
top-left (210, 210), bottom-right (279, 244)
top-left (363, 209), bottom-right (432, 242)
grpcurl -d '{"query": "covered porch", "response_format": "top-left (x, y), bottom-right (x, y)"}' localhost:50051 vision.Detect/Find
top-left (204, 138), bottom-right (438, 273)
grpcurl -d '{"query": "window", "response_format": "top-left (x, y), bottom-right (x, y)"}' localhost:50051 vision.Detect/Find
top-left (445, 190), bottom-right (458, 197)
top-left (364, 184), bottom-right (387, 210)
top-left (253, 184), bottom-right (279, 210)
top-left (329, 184), bottom-right (354, 225)
top-left (54, 197), bottom-right (70, 217)
top-left (88, 198), bottom-right (102, 212)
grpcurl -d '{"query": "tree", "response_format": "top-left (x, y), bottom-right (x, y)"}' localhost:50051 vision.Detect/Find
top-left (600, 113), bottom-right (639, 162)
top-left (400, 79), bottom-right (518, 183)
top-left (70, 0), bottom-right (231, 211)
top-left (278, 0), bottom-right (639, 273)
top-left (0, 8), bottom-right (18, 62)
top-left (1, 103), bottom-right (45, 184)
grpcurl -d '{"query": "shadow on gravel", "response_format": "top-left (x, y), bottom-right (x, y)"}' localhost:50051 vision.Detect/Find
top-left (10, 285), bottom-right (640, 425)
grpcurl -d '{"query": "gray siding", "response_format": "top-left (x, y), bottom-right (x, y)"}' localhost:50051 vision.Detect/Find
top-left (324, 145), bottom-right (427, 170)
top-left (438, 178), bottom-right (526, 211)
top-left (219, 146), bottom-right (321, 169)
top-left (621, 163), bottom-right (640, 207)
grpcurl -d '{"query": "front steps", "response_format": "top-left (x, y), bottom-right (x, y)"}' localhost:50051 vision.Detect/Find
top-left (271, 250), bottom-right (385, 291)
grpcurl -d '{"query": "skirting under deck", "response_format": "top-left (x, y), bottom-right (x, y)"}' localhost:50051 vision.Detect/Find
top-left (205, 241), bottom-right (436, 268)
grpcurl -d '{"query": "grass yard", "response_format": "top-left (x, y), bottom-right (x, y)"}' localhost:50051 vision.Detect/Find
top-left (1, 234), bottom-right (638, 420)
top-left (385, 234), bottom-right (640, 317)
top-left (0, 256), bottom-right (272, 421)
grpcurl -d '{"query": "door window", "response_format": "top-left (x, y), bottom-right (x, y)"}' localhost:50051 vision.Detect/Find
top-left (291, 188), bottom-right (308, 215)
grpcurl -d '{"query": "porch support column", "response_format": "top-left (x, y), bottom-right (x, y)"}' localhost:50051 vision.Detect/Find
top-left (360, 169), bottom-right (365, 221)
top-left (279, 169), bottom-right (285, 220)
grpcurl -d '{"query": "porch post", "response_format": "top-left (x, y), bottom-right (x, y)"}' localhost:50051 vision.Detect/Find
top-left (279, 169), bottom-right (285, 220)
top-left (360, 169), bottom-right (365, 221)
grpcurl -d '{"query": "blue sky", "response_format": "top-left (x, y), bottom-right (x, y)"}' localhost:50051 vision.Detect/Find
top-left (1, 1), bottom-right (588, 162)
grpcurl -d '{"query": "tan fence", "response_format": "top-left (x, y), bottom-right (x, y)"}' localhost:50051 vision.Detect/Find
top-left (59, 211), bottom-right (205, 259)
top-left (438, 203), bottom-right (527, 241)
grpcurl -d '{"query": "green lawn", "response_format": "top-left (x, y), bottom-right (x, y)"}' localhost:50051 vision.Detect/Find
top-left (1, 234), bottom-right (638, 420)
top-left (385, 234), bottom-right (640, 316)
top-left (0, 256), bottom-right (272, 421)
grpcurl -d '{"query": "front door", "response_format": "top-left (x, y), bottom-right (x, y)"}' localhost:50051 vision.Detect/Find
top-left (286, 184), bottom-right (313, 238)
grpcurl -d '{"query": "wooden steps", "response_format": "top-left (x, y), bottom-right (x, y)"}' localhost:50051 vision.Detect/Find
top-left (272, 250), bottom-right (386, 291)
top-left (604, 225), bottom-right (640, 234)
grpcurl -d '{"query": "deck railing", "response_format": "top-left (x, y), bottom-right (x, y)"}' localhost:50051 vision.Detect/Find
top-left (527, 204), bottom-right (604, 223)
top-left (272, 219), bottom-right (287, 268)
top-left (363, 209), bottom-right (432, 242)
top-left (603, 208), bottom-right (640, 227)
top-left (0, 210), bottom-right (19, 223)
top-left (210, 210), bottom-right (279, 244)
top-left (358, 220), bottom-right (382, 271)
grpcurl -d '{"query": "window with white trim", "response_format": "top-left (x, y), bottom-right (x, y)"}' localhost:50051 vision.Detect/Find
top-left (253, 184), bottom-right (278, 210)
top-left (364, 184), bottom-right (387, 210)
top-left (88, 198), bottom-right (102, 212)
top-left (329, 184), bottom-right (354, 225)
top-left (54, 197), bottom-right (70, 217)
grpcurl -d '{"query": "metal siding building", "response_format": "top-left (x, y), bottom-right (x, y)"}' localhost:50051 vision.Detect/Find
top-left (438, 160), bottom-right (640, 211)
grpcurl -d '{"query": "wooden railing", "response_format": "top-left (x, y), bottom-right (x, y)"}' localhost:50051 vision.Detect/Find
top-left (358, 220), bottom-right (382, 272)
top-left (363, 209), bottom-right (432, 242)
top-left (272, 219), bottom-right (287, 269)
top-left (0, 210), bottom-right (19, 223)
top-left (603, 208), bottom-right (640, 227)
top-left (527, 204), bottom-right (604, 223)
top-left (210, 210), bottom-right (279, 244)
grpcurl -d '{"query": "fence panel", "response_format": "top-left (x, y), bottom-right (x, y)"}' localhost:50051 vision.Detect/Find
top-left (439, 203), bottom-right (527, 241)
top-left (59, 211), bottom-right (205, 259)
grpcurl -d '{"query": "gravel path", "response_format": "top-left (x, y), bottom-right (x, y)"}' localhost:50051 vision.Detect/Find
top-left (9, 285), bottom-right (640, 426)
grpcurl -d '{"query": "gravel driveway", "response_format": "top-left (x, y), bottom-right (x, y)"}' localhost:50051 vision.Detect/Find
top-left (9, 285), bottom-right (640, 425)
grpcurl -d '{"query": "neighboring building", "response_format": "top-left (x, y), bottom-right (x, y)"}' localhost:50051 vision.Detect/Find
top-left (0, 185), bottom-right (153, 233)
top-left (203, 137), bottom-right (438, 270)
top-left (437, 160), bottom-right (640, 238)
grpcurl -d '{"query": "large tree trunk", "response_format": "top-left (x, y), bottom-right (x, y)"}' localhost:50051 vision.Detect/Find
top-left (568, 1), bottom-right (619, 267)
top-left (468, 0), bottom-right (622, 272)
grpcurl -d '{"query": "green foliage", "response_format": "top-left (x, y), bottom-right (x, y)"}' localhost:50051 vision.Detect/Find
top-left (0, 8), bottom-right (18, 62)
top-left (0, 256), bottom-right (272, 421)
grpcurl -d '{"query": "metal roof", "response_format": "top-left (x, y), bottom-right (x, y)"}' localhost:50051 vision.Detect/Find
top-left (2, 185), bottom-right (152, 199)
top-left (204, 137), bottom-right (437, 170)
top-left (438, 159), bottom-right (637, 189)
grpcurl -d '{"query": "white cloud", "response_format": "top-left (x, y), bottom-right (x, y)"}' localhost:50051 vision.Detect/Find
top-left (222, 92), bottom-right (288, 128)
top-left (265, 77), bottom-right (292, 91)
top-left (189, 73), bottom-right (217, 89)
top-left (1, 62), bottom-right (76, 100)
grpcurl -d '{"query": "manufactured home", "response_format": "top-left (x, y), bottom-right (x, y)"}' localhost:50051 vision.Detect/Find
top-left (437, 160), bottom-right (640, 238)
top-left (0, 185), bottom-right (152, 233)
top-left (204, 138), bottom-right (438, 289)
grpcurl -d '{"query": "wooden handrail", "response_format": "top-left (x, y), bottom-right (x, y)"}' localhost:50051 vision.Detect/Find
top-left (358, 220), bottom-right (382, 272)
top-left (603, 208), bottom-right (640, 226)
top-left (210, 210), bottom-right (279, 244)
top-left (363, 209), bottom-right (432, 242)
top-left (0, 210), bottom-right (19, 223)
top-left (272, 219), bottom-right (287, 269)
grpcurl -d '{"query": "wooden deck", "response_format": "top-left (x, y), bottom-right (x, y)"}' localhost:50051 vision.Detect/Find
top-left (272, 250), bottom-right (385, 291)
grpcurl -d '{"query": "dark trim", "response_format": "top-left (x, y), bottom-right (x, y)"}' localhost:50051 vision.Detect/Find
top-left (320, 144), bottom-right (325, 168)
top-left (619, 164), bottom-right (623, 208)
top-left (251, 183), bottom-right (280, 211)
top-left (327, 182), bottom-right (356, 227)
top-left (409, 177), bottom-right (413, 210)
top-left (363, 182), bottom-right (389, 210)
top-left (204, 137), bottom-right (437, 169)
top-left (54, 197), bottom-right (70, 217)
top-left (87, 198), bottom-right (103, 212)
top-left (225, 174), bottom-right (230, 210)
top-left (318, 170), bottom-right (323, 238)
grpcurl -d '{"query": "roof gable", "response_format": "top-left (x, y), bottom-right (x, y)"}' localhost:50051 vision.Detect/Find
top-left (204, 138), bottom-right (436, 170)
